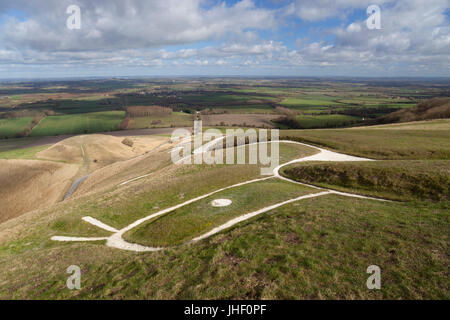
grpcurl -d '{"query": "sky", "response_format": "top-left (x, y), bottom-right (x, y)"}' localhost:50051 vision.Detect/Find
top-left (0, 0), bottom-right (449, 79)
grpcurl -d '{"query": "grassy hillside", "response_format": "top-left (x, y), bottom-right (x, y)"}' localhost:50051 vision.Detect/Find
top-left (281, 160), bottom-right (449, 202)
top-left (281, 119), bottom-right (450, 159)
top-left (375, 98), bottom-right (450, 124)
top-left (0, 196), bottom-right (447, 299)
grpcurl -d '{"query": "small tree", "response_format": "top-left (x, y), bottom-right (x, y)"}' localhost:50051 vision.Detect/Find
top-left (122, 138), bottom-right (134, 147)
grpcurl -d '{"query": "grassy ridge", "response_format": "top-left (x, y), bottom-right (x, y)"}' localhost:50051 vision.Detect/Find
top-left (281, 161), bottom-right (450, 202)
top-left (376, 97), bottom-right (450, 124)
top-left (281, 120), bottom-right (450, 160)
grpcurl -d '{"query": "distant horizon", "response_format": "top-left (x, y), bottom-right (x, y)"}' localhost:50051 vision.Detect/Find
top-left (1, 75), bottom-right (450, 83)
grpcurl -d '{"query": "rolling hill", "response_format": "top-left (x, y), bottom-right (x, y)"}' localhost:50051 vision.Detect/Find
top-left (375, 97), bottom-right (450, 124)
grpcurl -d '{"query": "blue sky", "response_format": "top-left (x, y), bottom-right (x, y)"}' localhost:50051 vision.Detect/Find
top-left (0, 0), bottom-right (449, 79)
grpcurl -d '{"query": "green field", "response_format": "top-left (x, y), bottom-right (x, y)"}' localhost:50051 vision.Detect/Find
top-left (0, 136), bottom-right (41, 153)
top-left (183, 93), bottom-right (276, 104)
top-left (280, 96), bottom-right (343, 109)
top-left (50, 99), bottom-right (122, 114)
top-left (0, 117), bottom-right (32, 138)
top-left (30, 111), bottom-right (125, 136)
top-left (0, 145), bottom-right (49, 160)
top-left (295, 114), bottom-right (361, 128)
top-left (203, 104), bottom-right (274, 114)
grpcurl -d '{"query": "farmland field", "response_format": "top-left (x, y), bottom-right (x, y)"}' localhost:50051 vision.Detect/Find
top-left (295, 114), bottom-right (362, 128)
top-left (0, 117), bottom-right (32, 138)
top-left (201, 113), bottom-right (279, 127)
top-left (127, 112), bottom-right (193, 129)
top-left (30, 111), bottom-right (126, 136)
top-left (0, 77), bottom-right (447, 136)
top-left (280, 96), bottom-right (343, 109)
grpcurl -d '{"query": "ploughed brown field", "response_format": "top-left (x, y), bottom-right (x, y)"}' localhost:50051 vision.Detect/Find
top-left (201, 113), bottom-right (279, 128)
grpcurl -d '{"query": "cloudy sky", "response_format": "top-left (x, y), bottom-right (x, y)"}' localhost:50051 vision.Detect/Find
top-left (0, 0), bottom-right (449, 78)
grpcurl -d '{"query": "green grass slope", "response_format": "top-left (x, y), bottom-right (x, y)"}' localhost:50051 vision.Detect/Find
top-left (0, 196), bottom-right (447, 299)
top-left (124, 179), bottom-right (318, 247)
top-left (281, 119), bottom-right (450, 159)
top-left (281, 160), bottom-right (449, 202)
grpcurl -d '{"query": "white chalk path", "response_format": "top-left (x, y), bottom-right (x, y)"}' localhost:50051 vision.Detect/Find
top-left (52, 139), bottom-right (391, 252)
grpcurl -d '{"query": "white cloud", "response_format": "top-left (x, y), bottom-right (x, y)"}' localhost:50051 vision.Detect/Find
top-left (0, 0), bottom-right (276, 51)
top-left (292, 0), bottom-right (392, 22)
top-left (0, 0), bottom-right (448, 76)
top-left (290, 0), bottom-right (450, 73)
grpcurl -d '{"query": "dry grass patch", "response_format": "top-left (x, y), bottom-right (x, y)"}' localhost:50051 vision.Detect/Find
top-left (37, 134), bottom-right (167, 172)
top-left (0, 159), bottom-right (78, 223)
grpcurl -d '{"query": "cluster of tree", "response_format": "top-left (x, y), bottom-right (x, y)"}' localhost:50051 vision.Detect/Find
top-left (272, 117), bottom-right (303, 129)
top-left (272, 106), bottom-right (303, 129)
top-left (0, 109), bottom-right (55, 119)
top-left (14, 113), bottom-right (49, 138)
